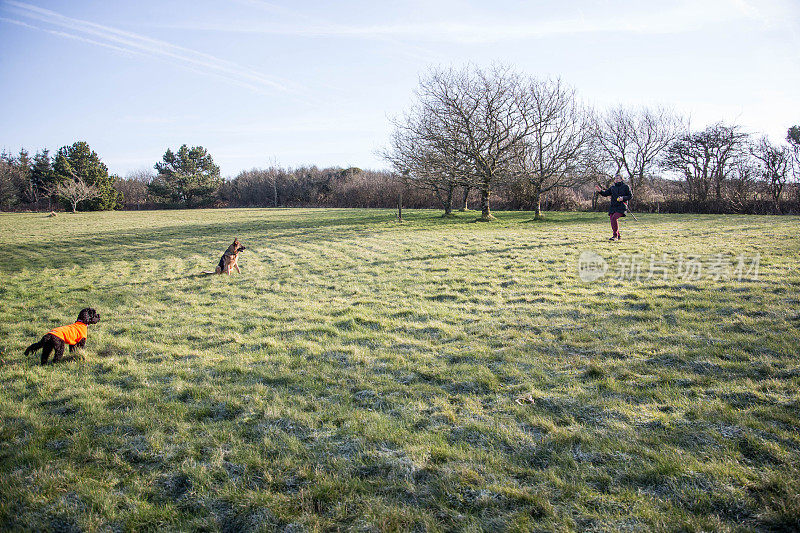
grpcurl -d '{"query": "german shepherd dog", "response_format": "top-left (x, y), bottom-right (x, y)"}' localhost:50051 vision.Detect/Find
top-left (212, 239), bottom-right (246, 274)
top-left (25, 308), bottom-right (101, 365)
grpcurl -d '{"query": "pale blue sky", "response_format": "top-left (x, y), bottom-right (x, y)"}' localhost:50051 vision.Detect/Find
top-left (1, 0), bottom-right (798, 177)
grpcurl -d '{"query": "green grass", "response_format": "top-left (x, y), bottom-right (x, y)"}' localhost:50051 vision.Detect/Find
top-left (0, 208), bottom-right (798, 532)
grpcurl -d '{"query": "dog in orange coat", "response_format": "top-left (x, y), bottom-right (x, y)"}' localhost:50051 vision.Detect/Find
top-left (25, 308), bottom-right (100, 365)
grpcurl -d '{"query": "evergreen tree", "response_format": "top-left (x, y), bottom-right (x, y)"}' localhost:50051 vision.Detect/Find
top-left (149, 144), bottom-right (221, 207)
top-left (788, 126), bottom-right (800, 167)
top-left (53, 141), bottom-right (122, 211)
top-left (14, 149), bottom-right (35, 203)
top-left (16, 148), bottom-right (31, 174)
top-left (30, 149), bottom-right (55, 204)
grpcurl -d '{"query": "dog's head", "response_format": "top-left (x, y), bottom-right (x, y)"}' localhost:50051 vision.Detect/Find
top-left (77, 308), bottom-right (100, 325)
top-left (228, 239), bottom-right (246, 254)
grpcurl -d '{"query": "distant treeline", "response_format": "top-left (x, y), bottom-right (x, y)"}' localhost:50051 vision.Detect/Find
top-left (2, 121), bottom-right (798, 215)
top-left (133, 164), bottom-right (800, 215)
top-left (3, 152), bottom-right (799, 215)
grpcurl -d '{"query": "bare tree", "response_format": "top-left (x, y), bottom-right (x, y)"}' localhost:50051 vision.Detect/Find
top-left (663, 122), bottom-right (749, 206)
top-left (514, 78), bottom-right (593, 219)
top-left (114, 168), bottom-right (154, 209)
top-left (710, 124), bottom-right (749, 201)
top-left (726, 158), bottom-right (758, 213)
top-left (224, 168), bottom-right (281, 207)
top-left (50, 176), bottom-right (101, 213)
top-left (595, 105), bottom-right (683, 196)
top-left (0, 158), bottom-right (22, 210)
top-left (392, 64), bottom-right (538, 220)
top-left (458, 185), bottom-right (473, 211)
top-left (750, 136), bottom-right (792, 213)
top-left (386, 102), bottom-right (471, 215)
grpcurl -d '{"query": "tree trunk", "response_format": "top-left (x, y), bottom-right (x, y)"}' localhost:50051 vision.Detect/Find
top-left (443, 185), bottom-right (454, 215)
top-left (773, 185), bottom-right (782, 214)
top-left (533, 183), bottom-right (543, 220)
top-left (479, 186), bottom-right (493, 220)
top-left (397, 185), bottom-right (403, 222)
top-left (459, 186), bottom-right (470, 211)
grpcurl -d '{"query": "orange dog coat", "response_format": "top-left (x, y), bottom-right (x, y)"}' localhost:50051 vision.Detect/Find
top-left (48, 322), bottom-right (88, 345)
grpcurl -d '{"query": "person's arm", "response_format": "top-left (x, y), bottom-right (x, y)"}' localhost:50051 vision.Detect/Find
top-left (620, 184), bottom-right (632, 202)
top-left (596, 186), bottom-right (612, 197)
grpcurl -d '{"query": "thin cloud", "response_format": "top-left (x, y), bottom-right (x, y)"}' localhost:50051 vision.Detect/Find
top-left (171, 0), bottom-right (792, 44)
top-left (1, 16), bottom-right (146, 57)
top-left (2, 1), bottom-right (308, 97)
top-left (228, 0), bottom-right (441, 62)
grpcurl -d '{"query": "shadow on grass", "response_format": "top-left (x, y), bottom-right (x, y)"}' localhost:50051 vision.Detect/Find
top-left (5, 209), bottom-right (608, 272)
top-left (2, 211), bottom-right (394, 272)
top-left (368, 240), bottom-right (577, 267)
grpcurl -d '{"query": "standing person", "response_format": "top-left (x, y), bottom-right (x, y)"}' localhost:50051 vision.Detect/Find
top-left (595, 176), bottom-right (632, 241)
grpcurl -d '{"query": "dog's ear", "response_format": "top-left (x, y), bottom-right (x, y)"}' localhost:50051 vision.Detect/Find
top-left (78, 308), bottom-right (101, 324)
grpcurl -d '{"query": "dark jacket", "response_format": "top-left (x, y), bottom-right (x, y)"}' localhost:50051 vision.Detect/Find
top-left (599, 181), bottom-right (632, 214)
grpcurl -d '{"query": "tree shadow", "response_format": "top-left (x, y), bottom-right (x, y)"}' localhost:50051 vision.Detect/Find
top-left (368, 241), bottom-right (576, 267)
top-left (3, 212), bottom-right (393, 272)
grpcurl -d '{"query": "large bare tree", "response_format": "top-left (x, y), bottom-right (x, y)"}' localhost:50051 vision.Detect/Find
top-left (662, 122), bottom-right (748, 205)
top-left (595, 105), bottom-right (682, 194)
top-left (514, 78), bottom-right (593, 219)
top-left (389, 64), bottom-right (538, 220)
top-left (386, 104), bottom-right (471, 215)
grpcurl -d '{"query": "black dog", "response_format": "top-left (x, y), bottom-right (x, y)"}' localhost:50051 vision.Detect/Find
top-left (25, 308), bottom-right (100, 365)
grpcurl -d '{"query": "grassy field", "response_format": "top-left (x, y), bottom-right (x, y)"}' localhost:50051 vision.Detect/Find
top-left (0, 208), bottom-right (798, 532)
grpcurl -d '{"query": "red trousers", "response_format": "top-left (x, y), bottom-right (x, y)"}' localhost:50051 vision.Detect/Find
top-left (610, 212), bottom-right (624, 237)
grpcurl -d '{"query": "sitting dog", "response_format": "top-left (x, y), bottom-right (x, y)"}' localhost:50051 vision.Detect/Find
top-left (25, 308), bottom-right (101, 365)
top-left (214, 238), bottom-right (246, 274)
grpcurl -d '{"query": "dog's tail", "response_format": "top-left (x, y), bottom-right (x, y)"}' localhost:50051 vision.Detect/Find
top-left (24, 340), bottom-right (43, 355)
